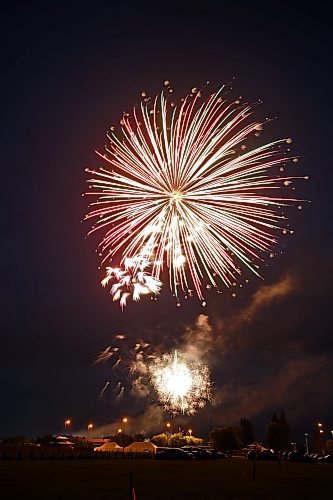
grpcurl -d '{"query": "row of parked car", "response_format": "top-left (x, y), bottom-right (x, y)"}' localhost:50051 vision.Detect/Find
top-left (155, 446), bottom-right (231, 460)
top-left (247, 449), bottom-right (333, 463)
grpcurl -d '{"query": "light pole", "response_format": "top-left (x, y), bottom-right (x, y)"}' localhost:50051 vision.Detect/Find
top-left (188, 429), bottom-right (192, 437)
top-left (122, 417), bottom-right (128, 454)
top-left (64, 419), bottom-right (71, 435)
top-left (87, 423), bottom-right (93, 442)
top-left (305, 433), bottom-right (309, 455)
top-left (317, 422), bottom-right (325, 455)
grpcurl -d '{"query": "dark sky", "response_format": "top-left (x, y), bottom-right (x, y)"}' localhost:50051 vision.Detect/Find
top-left (1, 1), bottom-right (332, 441)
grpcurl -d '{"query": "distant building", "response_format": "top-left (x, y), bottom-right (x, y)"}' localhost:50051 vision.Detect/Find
top-left (124, 441), bottom-right (157, 454)
top-left (54, 436), bottom-right (74, 446)
top-left (94, 441), bottom-right (122, 452)
top-left (87, 438), bottom-right (110, 446)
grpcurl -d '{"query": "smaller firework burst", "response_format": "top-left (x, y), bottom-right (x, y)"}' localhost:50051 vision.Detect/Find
top-left (101, 256), bottom-right (162, 309)
top-left (149, 350), bottom-right (212, 415)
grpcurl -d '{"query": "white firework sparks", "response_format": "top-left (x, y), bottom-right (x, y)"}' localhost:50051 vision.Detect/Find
top-left (101, 255), bottom-right (162, 309)
top-left (149, 350), bottom-right (212, 415)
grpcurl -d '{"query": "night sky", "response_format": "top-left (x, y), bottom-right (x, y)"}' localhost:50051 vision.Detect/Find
top-left (1, 1), bottom-right (332, 441)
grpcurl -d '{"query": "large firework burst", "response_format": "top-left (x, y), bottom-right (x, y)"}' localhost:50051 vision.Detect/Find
top-left (149, 350), bottom-right (212, 415)
top-left (84, 82), bottom-right (306, 303)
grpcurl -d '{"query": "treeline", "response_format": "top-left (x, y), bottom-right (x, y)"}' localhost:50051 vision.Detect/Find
top-left (2, 411), bottom-right (332, 454)
top-left (210, 412), bottom-right (333, 454)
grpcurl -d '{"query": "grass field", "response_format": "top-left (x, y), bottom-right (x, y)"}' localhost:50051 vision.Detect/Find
top-left (0, 457), bottom-right (332, 499)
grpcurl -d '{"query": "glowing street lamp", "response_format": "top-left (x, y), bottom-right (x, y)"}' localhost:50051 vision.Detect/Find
top-left (188, 429), bottom-right (192, 437)
top-left (87, 423), bottom-right (93, 441)
top-left (121, 418), bottom-right (128, 453)
top-left (64, 419), bottom-right (71, 434)
top-left (317, 423), bottom-right (325, 455)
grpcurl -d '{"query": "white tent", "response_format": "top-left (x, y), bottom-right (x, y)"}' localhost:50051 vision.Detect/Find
top-left (94, 441), bottom-right (122, 452)
top-left (124, 441), bottom-right (157, 454)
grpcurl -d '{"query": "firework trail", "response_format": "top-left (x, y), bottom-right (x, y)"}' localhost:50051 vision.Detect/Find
top-left (94, 332), bottom-right (212, 414)
top-left (149, 350), bottom-right (212, 415)
top-left (94, 336), bottom-right (153, 402)
top-left (94, 346), bottom-right (119, 364)
top-left (99, 381), bottom-right (110, 399)
top-left (84, 82), bottom-right (306, 304)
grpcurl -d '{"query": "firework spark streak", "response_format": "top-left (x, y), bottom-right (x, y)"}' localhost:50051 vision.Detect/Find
top-left (85, 83), bottom-right (306, 302)
top-left (149, 350), bottom-right (212, 415)
top-left (101, 256), bottom-right (162, 309)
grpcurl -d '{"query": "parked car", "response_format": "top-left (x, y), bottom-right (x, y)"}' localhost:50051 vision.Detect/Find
top-left (247, 449), bottom-right (277, 461)
top-left (257, 450), bottom-right (278, 461)
top-left (318, 454), bottom-right (333, 464)
top-left (302, 454), bottom-right (317, 463)
top-left (155, 448), bottom-right (194, 460)
top-left (182, 446), bottom-right (218, 460)
top-left (287, 452), bottom-right (302, 462)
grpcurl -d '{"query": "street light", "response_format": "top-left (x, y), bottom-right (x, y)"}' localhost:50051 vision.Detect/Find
top-left (317, 423), bottom-right (325, 455)
top-left (87, 423), bottom-right (93, 441)
top-left (64, 419), bottom-right (71, 435)
top-left (305, 433), bottom-right (310, 454)
top-left (121, 417), bottom-right (128, 453)
top-left (188, 429), bottom-right (192, 437)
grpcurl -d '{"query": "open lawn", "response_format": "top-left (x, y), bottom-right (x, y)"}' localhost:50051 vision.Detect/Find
top-left (0, 457), bottom-right (332, 499)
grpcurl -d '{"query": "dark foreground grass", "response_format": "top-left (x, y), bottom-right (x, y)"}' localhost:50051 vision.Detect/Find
top-left (0, 458), bottom-right (332, 499)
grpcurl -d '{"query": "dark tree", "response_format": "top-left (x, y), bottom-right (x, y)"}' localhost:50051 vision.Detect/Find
top-left (1, 435), bottom-right (32, 446)
top-left (238, 418), bottom-right (254, 446)
top-left (36, 434), bottom-right (55, 446)
top-left (267, 411), bottom-right (291, 451)
top-left (133, 433), bottom-right (145, 442)
top-left (111, 432), bottom-right (133, 448)
top-left (209, 426), bottom-right (241, 451)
